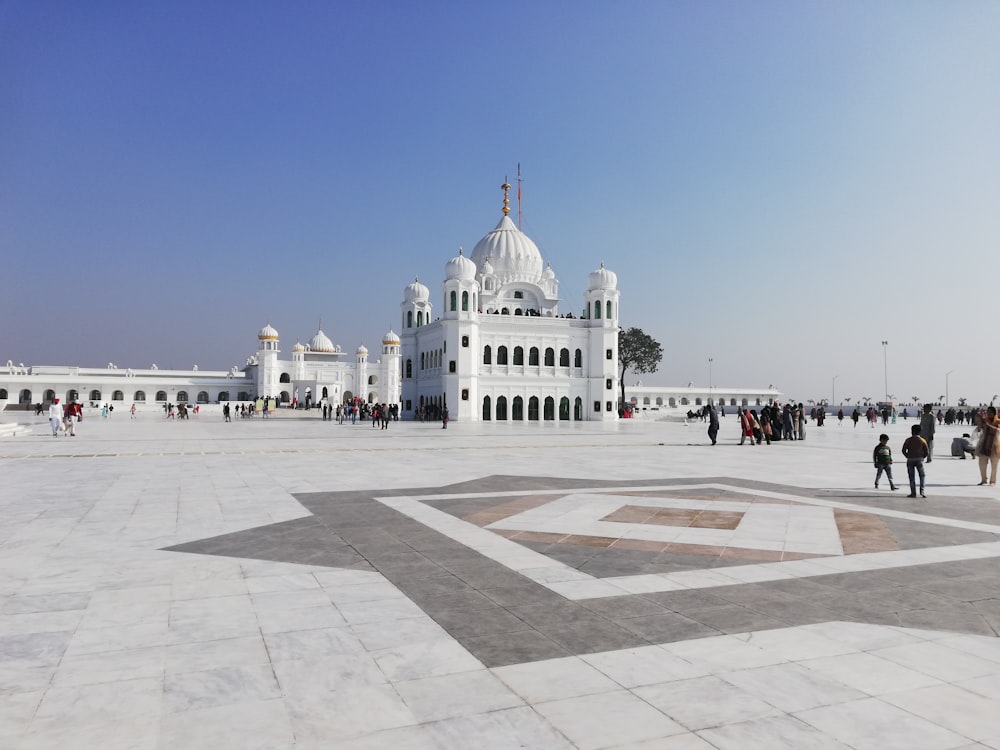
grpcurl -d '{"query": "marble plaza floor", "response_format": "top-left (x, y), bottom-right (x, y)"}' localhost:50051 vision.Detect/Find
top-left (2, 409), bottom-right (1000, 749)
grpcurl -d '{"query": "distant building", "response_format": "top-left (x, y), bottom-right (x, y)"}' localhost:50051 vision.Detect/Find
top-left (0, 323), bottom-right (400, 410)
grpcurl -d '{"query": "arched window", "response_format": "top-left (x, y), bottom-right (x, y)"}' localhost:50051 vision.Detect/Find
top-left (496, 395), bottom-right (508, 420)
top-left (574, 397), bottom-right (583, 420)
top-left (595, 301), bottom-right (601, 319)
top-left (156, 391), bottom-right (167, 401)
top-left (405, 359), bottom-right (412, 378)
top-left (417, 311), bottom-right (424, 327)
top-left (43, 389), bottom-right (55, 402)
top-left (461, 291), bottom-right (469, 311)
top-left (134, 391), bottom-right (147, 402)
top-left (513, 346), bottom-right (524, 366)
top-left (512, 396), bottom-right (524, 421)
top-left (695, 398), bottom-right (702, 406)
top-left (197, 391), bottom-right (209, 403)
top-left (528, 396), bottom-right (540, 421)
top-left (559, 348), bottom-right (569, 367)
top-left (177, 391), bottom-right (189, 403)
top-left (0, 389), bottom-right (7, 400)
top-left (544, 348), bottom-right (555, 367)
top-left (742, 398), bottom-right (749, 407)
top-left (407, 310), bottom-right (413, 328)
top-left (574, 349), bottom-right (583, 368)
top-left (368, 375), bottom-right (377, 385)
top-left (112, 390), bottom-right (124, 401)
top-left (681, 397), bottom-right (689, 406)
top-left (529, 347), bottom-right (539, 366)
top-left (279, 373), bottom-right (291, 383)
top-left (501, 307), bottom-right (509, 315)
top-left (559, 396), bottom-right (570, 420)
top-left (730, 398), bottom-right (737, 406)
top-left (215, 391), bottom-right (225, 402)
top-left (543, 397), bottom-right (555, 420)
top-left (67, 389), bottom-right (79, 402)
top-left (280, 391), bottom-right (290, 403)
top-left (513, 291), bottom-right (523, 299)
top-left (19, 389), bottom-right (31, 404)
top-left (514, 309), bottom-right (523, 316)
top-left (497, 346), bottom-right (508, 365)
top-left (643, 397), bottom-right (651, 405)
top-left (483, 345), bottom-right (491, 365)
top-left (89, 389), bottom-right (102, 401)
top-left (482, 395), bottom-right (491, 421)
top-left (669, 397), bottom-right (676, 407)
top-left (606, 300), bottom-right (612, 319)
top-left (238, 391), bottom-right (251, 401)
top-left (450, 291), bottom-right (457, 311)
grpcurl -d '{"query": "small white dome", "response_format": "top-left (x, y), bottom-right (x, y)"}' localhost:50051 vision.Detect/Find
top-left (404, 276), bottom-right (430, 302)
top-left (258, 323), bottom-right (279, 340)
top-left (382, 329), bottom-right (400, 346)
top-left (480, 256), bottom-right (494, 276)
top-left (541, 262), bottom-right (556, 280)
top-left (445, 248), bottom-right (476, 281)
top-left (357, 344), bottom-right (368, 356)
top-left (588, 262), bottom-right (618, 291)
top-left (308, 329), bottom-right (335, 353)
top-left (291, 341), bottom-right (305, 353)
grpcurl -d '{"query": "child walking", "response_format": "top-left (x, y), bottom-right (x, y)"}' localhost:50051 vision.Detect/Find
top-left (901, 424), bottom-right (930, 498)
top-left (873, 433), bottom-right (899, 491)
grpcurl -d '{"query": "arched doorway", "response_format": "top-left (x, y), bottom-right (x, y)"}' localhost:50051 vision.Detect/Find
top-left (512, 396), bottom-right (524, 421)
top-left (544, 397), bottom-right (555, 420)
top-left (482, 395), bottom-right (491, 421)
top-left (19, 389), bottom-right (32, 404)
top-left (559, 397), bottom-right (570, 421)
top-left (496, 396), bottom-right (508, 420)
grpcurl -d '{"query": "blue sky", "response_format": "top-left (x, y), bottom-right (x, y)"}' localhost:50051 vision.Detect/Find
top-left (2, 1), bottom-right (998, 405)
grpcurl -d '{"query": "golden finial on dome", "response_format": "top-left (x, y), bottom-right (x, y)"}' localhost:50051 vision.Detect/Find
top-left (501, 178), bottom-right (511, 215)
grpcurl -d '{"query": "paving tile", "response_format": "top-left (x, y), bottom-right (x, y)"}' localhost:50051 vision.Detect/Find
top-left (492, 655), bottom-right (621, 703)
top-left (795, 697), bottom-right (969, 750)
top-left (534, 690), bottom-right (686, 750)
top-left (581, 645), bottom-right (711, 688)
top-left (459, 629), bottom-right (570, 667)
top-left (393, 670), bottom-right (524, 723)
top-left (617, 611), bottom-right (719, 642)
top-left (635, 675), bottom-right (781, 730)
top-left (696, 714), bottom-right (854, 750)
top-left (423, 705), bottom-right (576, 750)
top-left (881, 684), bottom-right (1000, 743)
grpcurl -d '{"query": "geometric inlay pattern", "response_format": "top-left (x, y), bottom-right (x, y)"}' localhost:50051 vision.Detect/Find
top-left (165, 475), bottom-right (1000, 668)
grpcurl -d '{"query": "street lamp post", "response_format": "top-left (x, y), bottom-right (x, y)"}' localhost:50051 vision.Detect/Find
top-left (881, 341), bottom-right (889, 404)
top-left (708, 358), bottom-right (713, 395)
top-left (832, 375), bottom-right (839, 407)
top-left (945, 370), bottom-right (954, 408)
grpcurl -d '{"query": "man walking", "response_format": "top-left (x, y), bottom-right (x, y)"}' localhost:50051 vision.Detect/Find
top-left (920, 403), bottom-right (936, 462)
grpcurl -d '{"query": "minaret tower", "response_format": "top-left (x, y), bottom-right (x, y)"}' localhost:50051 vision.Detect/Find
top-left (256, 323), bottom-right (280, 399)
top-left (585, 263), bottom-right (621, 420)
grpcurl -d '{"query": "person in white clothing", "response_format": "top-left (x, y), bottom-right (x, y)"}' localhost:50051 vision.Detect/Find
top-left (48, 398), bottom-right (62, 436)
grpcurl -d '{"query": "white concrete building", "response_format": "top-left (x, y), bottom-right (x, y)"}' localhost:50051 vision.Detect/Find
top-left (399, 184), bottom-right (620, 422)
top-left (0, 323), bottom-right (401, 411)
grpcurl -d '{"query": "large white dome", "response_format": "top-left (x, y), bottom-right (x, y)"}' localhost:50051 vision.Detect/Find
top-left (470, 215), bottom-right (543, 283)
top-left (308, 329), bottom-right (335, 353)
top-left (258, 323), bottom-right (279, 340)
